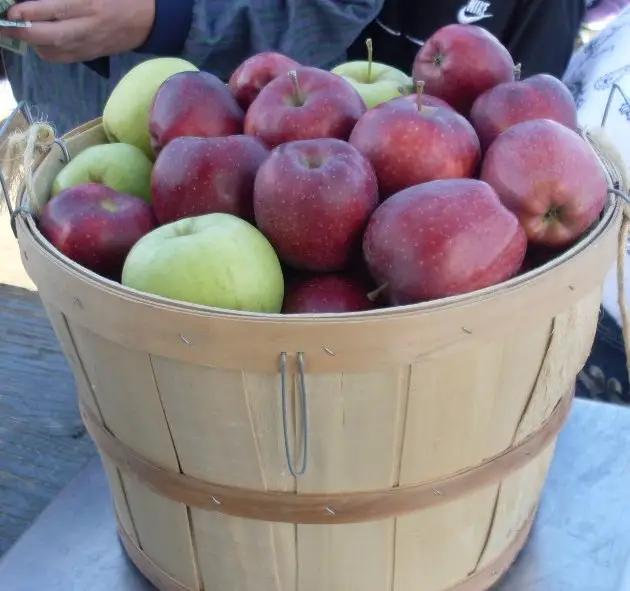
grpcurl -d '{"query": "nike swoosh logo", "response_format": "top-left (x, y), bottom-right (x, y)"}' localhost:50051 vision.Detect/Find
top-left (457, 7), bottom-right (493, 24)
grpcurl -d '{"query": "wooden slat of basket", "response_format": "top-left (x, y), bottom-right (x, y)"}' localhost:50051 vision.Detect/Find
top-left (37, 301), bottom-right (141, 549)
top-left (478, 288), bottom-right (601, 568)
top-left (116, 507), bottom-right (537, 591)
top-left (70, 325), bottom-right (202, 589)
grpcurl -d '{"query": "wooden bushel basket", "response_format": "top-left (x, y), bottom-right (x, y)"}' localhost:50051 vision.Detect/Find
top-left (6, 116), bottom-right (625, 591)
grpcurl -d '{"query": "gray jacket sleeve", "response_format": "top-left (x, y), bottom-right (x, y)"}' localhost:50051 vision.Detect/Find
top-left (182, 0), bottom-right (385, 79)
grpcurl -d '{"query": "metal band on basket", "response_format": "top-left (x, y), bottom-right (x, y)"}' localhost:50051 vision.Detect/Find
top-left (79, 388), bottom-right (573, 525)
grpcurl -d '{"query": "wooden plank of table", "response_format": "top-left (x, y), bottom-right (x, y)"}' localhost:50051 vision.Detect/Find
top-left (0, 283), bottom-right (96, 555)
top-left (0, 398), bottom-right (629, 590)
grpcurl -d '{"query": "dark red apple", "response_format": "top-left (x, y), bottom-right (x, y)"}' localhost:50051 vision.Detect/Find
top-left (283, 273), bottom-right (376, 313)
top-left (228, 51), bottom-right (300, 110)
top-left (400, 92), bottom-right (454, 111)
top-left (39, 183), bottom-right (156, 281)
top-left (244, 67), bottom-right (366, 148)
top-left (363, 178), bottom-right (527, 304)
top-left (412, 24), bottom-right (515, 116)
top-left (149, 71), bottom-right (244, 154)
top-left (480, 119), bottom-right (608, 248)
top-left (349, 96), bottom-right (481, 197)
top-left (470, 72), bottom-right (578, 150)
top-left (254, 138), bottom-right (379, 271)
top-left (152, 135), bottom-right (270, 225)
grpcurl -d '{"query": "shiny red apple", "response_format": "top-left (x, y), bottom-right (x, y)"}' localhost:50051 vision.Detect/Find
top-left (400, 92), bottom-right (454, 111)
top-left (254, 138), bottom-right (379, 271)
top-left (244, 67), bottom-right (366, 148)
top-left (470, 72), bottom-right (578, 150)
top-left (152, 135), bottom-right (270, 225)
top-left (480, 119), bottom-right (608, 248)
top-left (39, 183), bottom-right (157, 281)
top-left (349, 96), bottom-right (481, 197)
top-left (363, 178), bottom-right (527, 304)
top-left (283, 273), bottom-right (376, 313)
top-left (149, 71), bottom-right (244, 154)
top-left (228, 51), bottom-right (300, 110)
top-left (412, 24), bottom-right (515, 115)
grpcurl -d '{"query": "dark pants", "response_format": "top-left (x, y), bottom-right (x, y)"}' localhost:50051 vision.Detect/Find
top-left (576, 308), bottom-right (630, 405)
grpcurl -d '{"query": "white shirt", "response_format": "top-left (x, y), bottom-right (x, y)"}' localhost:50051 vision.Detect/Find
top-left (563, 6), bottom-right (630, 327)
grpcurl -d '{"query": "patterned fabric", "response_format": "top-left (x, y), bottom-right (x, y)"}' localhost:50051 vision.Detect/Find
top-left (563, 7), bottom-right (630, 403)
top-left (2, 0), bottom-right (384, 134)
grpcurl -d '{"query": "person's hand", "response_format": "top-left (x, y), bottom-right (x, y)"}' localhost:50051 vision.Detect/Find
top-left (4, 0), bottom-right (156, 63)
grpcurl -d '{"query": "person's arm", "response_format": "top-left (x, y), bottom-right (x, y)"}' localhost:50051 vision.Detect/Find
top-left (503, 0), bottom-right (586, 78)
top-left (5, 0), bottom-right (384, 79)
top-left (136, 0), bottom-right (386, 77)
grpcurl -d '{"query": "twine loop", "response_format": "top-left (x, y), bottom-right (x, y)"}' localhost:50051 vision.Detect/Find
top-left (0, 103), bottom-right (70, 237)
top-left (580, 125), bottom-right (630, 384)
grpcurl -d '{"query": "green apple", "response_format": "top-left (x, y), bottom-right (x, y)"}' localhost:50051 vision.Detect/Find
top-left (51, 143), bottom-right (153, 202)
top-left (332, 39), bottom-right (413, 108)
top-left (121, 213), bottom-right (284, 313)
top-left (102, 57), bottom-right (199, 159)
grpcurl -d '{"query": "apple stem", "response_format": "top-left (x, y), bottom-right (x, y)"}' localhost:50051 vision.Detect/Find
top-left (415, 80), bottom-right (425, 111)
top-left (288, 70), bottom-right (303, 105)
top-left (366, 38), bottom-right (373, 83)
top-left (514, 63), bottom-right (522, 82)
top-left (367, 283), bottom-right (388, 302)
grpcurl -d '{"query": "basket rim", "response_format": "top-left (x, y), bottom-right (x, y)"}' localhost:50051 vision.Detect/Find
top-left (19, 193), bottom-right (620, 325)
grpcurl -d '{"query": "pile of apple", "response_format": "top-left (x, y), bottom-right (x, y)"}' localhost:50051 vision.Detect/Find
top-left (39, 23), bottom-right (609, 315)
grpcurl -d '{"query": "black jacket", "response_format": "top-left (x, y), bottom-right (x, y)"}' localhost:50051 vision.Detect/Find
top-left (348, 0), bottom-right (586, 79)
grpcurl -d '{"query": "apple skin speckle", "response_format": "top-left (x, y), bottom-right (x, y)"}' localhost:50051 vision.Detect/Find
top-left (412, 24), bottom-right (515, 116)
top-left (480, 119), bottom-right (607, 248)
top-left (470, 73), bottom-right (578, 151)
top-left (228, 51), bottom-right (301, 110)
top-left (39, 183), bottom-right (157, 282)
top-left (363, 178), bottom-right (527, 304)
top-left (149, 71), bottom-right (245, 155)
top-left (283, 273), bottom-right (377, 314)
top-left (152, 135), bottom-right (270, 225)
top-left (349, 99), bottom-right (481, 198)
top-left (254, 138), bottom-right (379, 272)
top-left (244, 66), bottom-right (367, 148)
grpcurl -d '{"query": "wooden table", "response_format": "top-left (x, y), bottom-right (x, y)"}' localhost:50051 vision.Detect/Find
top-left (1, 398), bottom-right (630, 590)
top-left (0, 284), bottom-right (96, 555)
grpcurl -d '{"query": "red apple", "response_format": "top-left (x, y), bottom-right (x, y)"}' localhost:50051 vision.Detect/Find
top-left (244, 67), bottom-right (366, 148)
top-left (399, 92), bottom-right (454, 111)
top-left (149, 71), bottom-right (244, 154)
top-left (363, 178), bottom-right (527, 304)
top-left (254, 138), bottom-right (379, 271)
top-left (228, 51), bottom-right (300, 110)
top-left (152, 135), bottom-right (270, 225)
top-left (480, 119), bottom-right (608, 248)
top-left (39, 183), bottom-right (157, 281)
top-left (283, 273), bottom-right (376, 313)
top-left (470, 72), bottom-right (578, 150)
top-left (412, 24), bottom-right (515, 116)
top-left (349, 95), bottom-right (481, 197)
